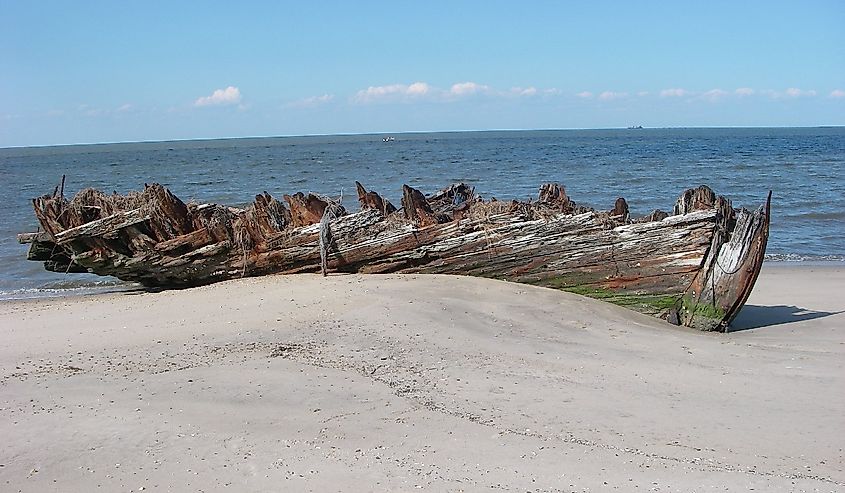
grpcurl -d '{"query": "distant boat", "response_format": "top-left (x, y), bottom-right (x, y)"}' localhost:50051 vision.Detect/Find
top-left (627, 125), bottom-right (644, 130)
top-left (382, 136), bottom-right (395, 142)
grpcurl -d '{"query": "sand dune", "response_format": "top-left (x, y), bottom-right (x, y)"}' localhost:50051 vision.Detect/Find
top-left (1, 264), bottom-right (843, 491)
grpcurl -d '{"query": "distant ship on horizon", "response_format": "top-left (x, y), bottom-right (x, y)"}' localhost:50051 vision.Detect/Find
top-left (627, 125), bottom-right (644, 129)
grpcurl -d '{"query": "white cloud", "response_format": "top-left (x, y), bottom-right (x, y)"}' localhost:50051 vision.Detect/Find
top-left (701, 89), bottom-right (728, 101)
top-left (577, 90), bottom-right (646, 99)
top-left (760, 88), bottom-right (817, 99)
top-left (785, 87), bottom-right (817, 98)
top-left (352, 80), bottom-right (558, 104)
top-left (660, 88), bottom-right (688, 98)
top-left (735, 87), bottom-right (754, 96)
top-left (830, 89), bottom-right (845, 99)
top-left (357, 84), bottom-right (407, 99)
top-left (450, 81), bottom-right (491, 96)
top-left (194, 86), bottom-right (242, 107)
top-left (510, 86), bottom-right (538, 96)
top-left (352, 82), bottom-right (431, 103)
top-left (407, 82), bottom-right (431, 96)
top-left (598, 91), bottom-right (627, 101)
top-left (286, 94), bottom-right (335, 108)
top-left (116, 103), bottom-right (133, 112)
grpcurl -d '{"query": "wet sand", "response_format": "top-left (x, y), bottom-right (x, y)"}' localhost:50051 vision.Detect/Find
top-left (1, 264), bottom-right (843, 491)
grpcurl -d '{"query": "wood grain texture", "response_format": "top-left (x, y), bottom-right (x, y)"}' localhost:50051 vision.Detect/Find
top-left (20, 182), bottom-right (770, 331)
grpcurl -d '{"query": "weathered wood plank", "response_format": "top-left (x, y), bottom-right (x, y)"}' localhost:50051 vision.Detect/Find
top-left (154, 228), bottom-right (213, 253)
top-left (17, 231), bottom-right (52, 244)
top-left (19, 181), bottom-right (770, 332)
top-left (679, 192), bottom-right (771, 331)
top-left (53, 209), bottom-right (150, 244)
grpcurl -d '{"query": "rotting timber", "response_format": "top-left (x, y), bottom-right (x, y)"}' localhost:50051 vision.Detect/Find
top-left (18, 179), bottom-right (771, 332)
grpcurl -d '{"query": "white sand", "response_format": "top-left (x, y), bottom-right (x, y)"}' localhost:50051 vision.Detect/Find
top-left (1, 264), bottom-right (843, 492)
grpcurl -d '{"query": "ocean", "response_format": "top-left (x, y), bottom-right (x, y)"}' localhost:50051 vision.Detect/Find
top-left (1, 127), bottom-right (843, 299)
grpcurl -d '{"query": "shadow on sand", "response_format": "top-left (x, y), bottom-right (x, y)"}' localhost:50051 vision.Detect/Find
top-left (728, 305), bottom-right (842, 332)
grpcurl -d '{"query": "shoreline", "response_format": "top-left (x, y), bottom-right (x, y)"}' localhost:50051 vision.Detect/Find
top-left (1, 266), bottom-right (843, 490)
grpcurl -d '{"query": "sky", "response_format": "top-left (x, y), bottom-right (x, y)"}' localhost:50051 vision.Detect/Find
top-left (1, 0), bottom-right (844, 147)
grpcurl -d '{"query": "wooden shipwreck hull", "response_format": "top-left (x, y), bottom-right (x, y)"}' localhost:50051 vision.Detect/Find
top-left (18, 180), bottom-right (770, 332)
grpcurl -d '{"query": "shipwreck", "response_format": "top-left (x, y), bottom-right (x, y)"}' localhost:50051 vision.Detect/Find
top-left (18, 178), bottom-right (770, 332)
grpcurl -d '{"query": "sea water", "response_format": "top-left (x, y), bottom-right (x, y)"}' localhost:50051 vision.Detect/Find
top-left (1, 127), bottom-right (843, 299)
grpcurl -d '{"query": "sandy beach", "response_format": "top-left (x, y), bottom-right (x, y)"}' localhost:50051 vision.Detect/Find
top-left (1, 264), bottom-right (843, 492)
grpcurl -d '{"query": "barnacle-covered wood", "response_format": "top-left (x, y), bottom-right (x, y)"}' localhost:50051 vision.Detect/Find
top-left (19, 180), bottom-right (771, 332)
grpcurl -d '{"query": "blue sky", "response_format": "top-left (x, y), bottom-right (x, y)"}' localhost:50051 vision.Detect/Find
top-left (2, 0), bottom-right (844, 146)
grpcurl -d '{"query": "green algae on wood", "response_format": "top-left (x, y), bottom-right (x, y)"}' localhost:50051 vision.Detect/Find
top-left (561, 285), bottom-right (681, 317)
top-left (19, 180), bottom-right (770, 333)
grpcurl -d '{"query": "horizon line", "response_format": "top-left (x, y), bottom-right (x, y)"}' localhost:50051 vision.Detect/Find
top-left (2, 125), bottom-right (843, 150)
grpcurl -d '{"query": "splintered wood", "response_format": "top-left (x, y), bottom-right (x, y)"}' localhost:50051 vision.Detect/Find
top-left (19, 181), bottom-right (770, 332)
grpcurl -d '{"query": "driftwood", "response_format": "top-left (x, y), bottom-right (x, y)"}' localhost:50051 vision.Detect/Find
top-left (18, 180), bottom-right (770, 332)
